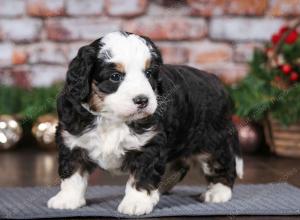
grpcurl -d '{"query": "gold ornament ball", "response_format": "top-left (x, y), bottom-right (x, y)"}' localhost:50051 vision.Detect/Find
top-left (0, 115), bottom-right (23, 150)
top-left (238, 123), bottom-right (261, 153)
top-left (233, 116), bottom-right (262, 154)
top-left (32, 114), bottom-right (58, 150)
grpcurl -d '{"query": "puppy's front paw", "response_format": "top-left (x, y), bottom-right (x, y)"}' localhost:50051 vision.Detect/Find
top-left (118, 196), bottom-right (154, 216)
top-left (118, 189), bottom-right (159, 216)
top-left (47, 191), bottom-right (86, 210)
top-left (203, 183), bottom-right (232, 203)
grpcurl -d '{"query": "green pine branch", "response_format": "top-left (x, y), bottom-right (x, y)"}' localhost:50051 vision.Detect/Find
top-left (228, 45), bottom-right (300, 126)
top-left (0, 84), bottom-right (62, 123)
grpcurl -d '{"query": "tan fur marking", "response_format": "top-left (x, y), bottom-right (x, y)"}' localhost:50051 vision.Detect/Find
top-left (145, 59), bottom-right (151, 69)
top-left (115, 63), bottom-right (125, 73)
top-left (88, 82), bottom-right (106, 112)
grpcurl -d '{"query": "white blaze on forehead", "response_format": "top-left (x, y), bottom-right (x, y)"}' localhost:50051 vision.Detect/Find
top-left (99, 32), bottom-right (151, 70)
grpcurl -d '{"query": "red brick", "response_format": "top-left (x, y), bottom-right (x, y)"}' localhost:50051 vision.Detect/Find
top-left (226, 0), bottom-right (268, 15)
top-left (0, 43), bottom-right (27, 67)
top-left (210, 18), bottom-right (284, 41)
top-left (12, 50), bottom-right (27, 65)
top-left (46, 18), bottom-right (121, 41)
top-left (191, 62), bottom-right (248, 85)
top-left (66, 0), bottom-right (104, 16)
top-left (218, 63), bottom-right (248, 85)
top-left (26, 43), bottom-right (68, 64)
top-left (0, 19), bottom-right (42, 42)
top-left (187, 41), bottom-right (233, 65)
top-left (156, 43), bottom-right (189, 64)
top-left (10, 66), bottom-right (32, 88)
top-left (27, 0), bottom-right (65, 17)
top-left (0, 66), bottom-right (31, 88)
top-left (106, 0), bottom-right (148, 17)
top-left (0, 0), bottom-right (26, 17)
top-left (187, 0), bottom-right (226, 17)
top-left (0, 65), bottom-right (66, 87)
top-left (123, 18), bottom-right (207, 40)
top-left (234, 43), bottom-right (263, 63)
top-left (268, 0), bottom-right (300, 16)
top-left (188, 0), bottom-right (268, 16)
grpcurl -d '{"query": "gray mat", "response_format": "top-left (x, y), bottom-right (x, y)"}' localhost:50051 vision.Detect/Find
top-left (0, 183), bottom-right (300, 219)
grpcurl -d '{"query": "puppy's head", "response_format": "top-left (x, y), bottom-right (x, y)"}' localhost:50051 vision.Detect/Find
top-left (65, 32), bottom-right (162, 121)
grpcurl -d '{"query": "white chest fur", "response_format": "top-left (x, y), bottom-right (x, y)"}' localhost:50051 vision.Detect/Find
top-left (62, 117), bottom-right (156, 172)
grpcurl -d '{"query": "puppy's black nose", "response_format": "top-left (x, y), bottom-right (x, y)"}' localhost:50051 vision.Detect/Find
top-left (133, 95), bottom-right (148, 108)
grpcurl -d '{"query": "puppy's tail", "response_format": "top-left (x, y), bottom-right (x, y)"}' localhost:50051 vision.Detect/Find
top-left (235, 156), bottom-right (244, 179)
top-left (228, 122), bottom-right (244, 179)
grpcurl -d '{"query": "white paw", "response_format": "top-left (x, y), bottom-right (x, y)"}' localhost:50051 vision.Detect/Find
top-left (47, 191), bottom-right (86, 210)
top-left (118, 195), bottom-right (154, 216)
top-left (118, 188), bottom-right (159, 216)
top-left (203, 183), bottom-right (232, 203)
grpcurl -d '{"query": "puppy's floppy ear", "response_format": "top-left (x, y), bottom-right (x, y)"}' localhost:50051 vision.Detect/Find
top-left (140, 35), bottom-right (163, 65)
top-left (65, 44), bottom-right (98, 104)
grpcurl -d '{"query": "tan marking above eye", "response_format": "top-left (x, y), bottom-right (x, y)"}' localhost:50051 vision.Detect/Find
top-left (145, 59), bottom-right (151, 69)
top-left (115, 63), bottom-right (125, 73)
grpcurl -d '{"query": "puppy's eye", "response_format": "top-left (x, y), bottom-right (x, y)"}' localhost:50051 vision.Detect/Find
top-left (110, 73), bottom-right (123, 82)
top-left (145, 69), bottom-right (153, 78)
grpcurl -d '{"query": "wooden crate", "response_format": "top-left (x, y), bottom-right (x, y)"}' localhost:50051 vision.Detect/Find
top-left (264, 116), bottom-right (300, 158)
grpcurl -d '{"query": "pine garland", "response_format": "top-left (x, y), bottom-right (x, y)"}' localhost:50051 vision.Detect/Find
top-left (0, 84), bottom-right (62, 123)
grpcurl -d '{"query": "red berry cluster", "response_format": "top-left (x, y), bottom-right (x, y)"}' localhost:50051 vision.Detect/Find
top-left (280, 64), bottom-right (299, 82)
top-left (269, 25), bottom-right (300, 84)
top-left (272, 26), bottom-right (299, 45)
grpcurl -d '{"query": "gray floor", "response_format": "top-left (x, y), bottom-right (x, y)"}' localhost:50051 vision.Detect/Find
top-left (1, 148), bottom-right (300, 219)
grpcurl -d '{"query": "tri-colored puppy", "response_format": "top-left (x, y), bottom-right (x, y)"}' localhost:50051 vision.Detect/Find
top-left (48, 31), bottom-right (243, 216)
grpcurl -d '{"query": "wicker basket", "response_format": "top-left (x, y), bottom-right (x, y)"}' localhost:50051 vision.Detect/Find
top-left (264, 116), bottom-right (300, 158)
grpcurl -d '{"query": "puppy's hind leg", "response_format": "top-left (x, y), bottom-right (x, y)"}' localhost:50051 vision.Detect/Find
top-left (197, 152), bottom-right (236, 203)
top-left (198, 124), bottom-right (241, 203)
top-left (159, 158), bottom-right (190, 194)
top-left (48, 145), bottom-right (96, 210)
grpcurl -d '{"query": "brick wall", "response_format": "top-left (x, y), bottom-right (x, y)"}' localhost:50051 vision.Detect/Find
top-left (0, 0), bottom-right (299, 87)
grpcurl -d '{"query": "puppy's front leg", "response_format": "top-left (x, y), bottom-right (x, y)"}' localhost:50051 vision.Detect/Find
top-left (48, 143), bottom-right (96, 210)
top-left (48, 171), bottom-right (88, 210)
top-left (118, 135), bottom-right (166, 216)
top-left (118, 176), bottom-right (160, 216)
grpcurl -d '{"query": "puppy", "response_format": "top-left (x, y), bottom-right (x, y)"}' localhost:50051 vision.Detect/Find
top-left (47, 31), bottom-right (243, 216)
